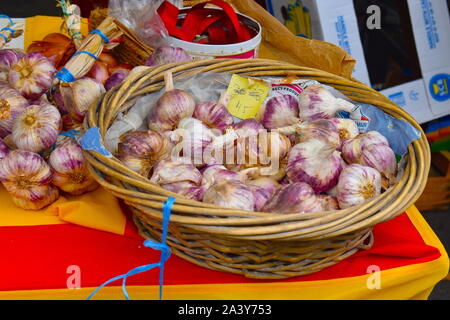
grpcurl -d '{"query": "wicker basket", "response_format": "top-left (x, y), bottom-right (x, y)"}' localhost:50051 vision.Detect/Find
top-left (83, 59), bottom-right (430, 279)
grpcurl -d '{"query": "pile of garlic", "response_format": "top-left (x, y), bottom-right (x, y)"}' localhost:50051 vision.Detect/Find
top-left (118, 76), bottom-right (400, 214)
top-left (0, 49), bottom-right (102, 210)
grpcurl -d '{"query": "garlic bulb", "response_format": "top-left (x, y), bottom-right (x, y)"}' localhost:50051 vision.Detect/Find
top-left (145, 46), bottom-right (191, 66)
top-left (257, 95), bottom-right (301, 129)
top-left (0, 49), bottom-right (25, 82)
top-left (203, 180), bottom-right (255, 211)
top-left (317, 195), bottom-right (339, 211)
top-left (279, 119), bottom-right (340, 149)
top-left (168, 117), bottom-right (217, 166)
top-left (12, 104), bottom-right (61, 153)
top-left (298, 84), bottom-right (355, 121)
top-left (147, 72), bottom-right (195, 132)
top-left (51, 85), bottom-right (68, 115)
top-left (0, 150), bottom-right (59, 210)
top-left (201, 164), bottom-right (243, 189)
top-left (0, 84), bottom-right (29, 138)
top-left (118, 130), bottom-right (171, 177)
top-left (193, 92), bottom-right (233, 133)
top-left (8, 52), bottom-right (56, 100)
top-left (59, 77), bottom-right (106, 122)
top-left (105, 69), bottom-right (129, 91)
top-left (336, 164), bottom-right (381, 209)
top-left (330, 118), bottom-right (359, 145)
top-left (246, 177), bottom-right (280, 211)
top-left (262, 182), bottom-right (324, 214)
top-left (150, 156), bottom-right (202, 188)
top-left (342, 131), bottom-right (397, 184)
top-left (162, 181), bottom-right (205, 201)
top-left (286, 138), bottom-right (342, 193)
top-left (49, 140), bottom-right (99, 195)
top-left (0, 138), bottom-right (10, 159)
top-left (233, 119), bottom-right (265, 138)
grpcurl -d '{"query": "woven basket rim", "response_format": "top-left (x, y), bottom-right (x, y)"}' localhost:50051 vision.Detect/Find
top-left (83, 58), bottom-right (430, 240)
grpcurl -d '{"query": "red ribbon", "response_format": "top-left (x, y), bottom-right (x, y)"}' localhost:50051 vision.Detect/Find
top-left (157, 0), bottom-right (253, 44)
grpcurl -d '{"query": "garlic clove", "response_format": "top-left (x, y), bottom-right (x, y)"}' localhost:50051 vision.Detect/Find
top-left (118, 130), bottom-right (171, 177)
top-left (12, 104), bottom-right (61, 153)
top-left (144, 46), bottom-right (191, 66)
top-left (193, 92), bottom-right (234, 133)
top-left (203, 180), bottom-right (255, 211)
top-left (298, 84), bottom-right (355, 121)
top-left (59, 77), bottom-right (106, 123)
top-left (49, 140), bottom-right (99, 196)
top-left (286, 139), bottom-right (343, 193)
top-left (0, 83), bottom-right (29, 138)
top-left (262, 182), bottom-right (322, 214)
top-left (336, 164), bottom-right (381, 209)
top-left (0, 150), bottom-right (59, 210)
top-left (8, 52), bottom-right (56, 100)
top-left (257, 95), bottom-right (301, 129)
top-left (147, 72), bottom-right (195, 132)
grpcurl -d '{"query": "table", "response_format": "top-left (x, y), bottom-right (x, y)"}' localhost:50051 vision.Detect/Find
top-left (0, 187), bottom-right (447, 300)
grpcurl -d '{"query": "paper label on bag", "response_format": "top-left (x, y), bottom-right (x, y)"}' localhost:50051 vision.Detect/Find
top-left (226, 74), bottom-right (270, 119)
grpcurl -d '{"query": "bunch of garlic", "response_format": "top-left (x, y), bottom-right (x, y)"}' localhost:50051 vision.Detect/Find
top-left (0, 150), bottom-right (59, 210)
top-left (12, 104), bottom-right (61, 153)
top-left (147, 72), bottom-right (195, 132)
top-left (118, 130), bottom-right (172, 177)
top-left (49, 140), bottom-right (99, 196)
top-left (342, 131), bottom-right (397, 186)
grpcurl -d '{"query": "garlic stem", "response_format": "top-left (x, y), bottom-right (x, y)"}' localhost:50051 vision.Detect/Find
top-left (164, 72), bottom-right (174, 92)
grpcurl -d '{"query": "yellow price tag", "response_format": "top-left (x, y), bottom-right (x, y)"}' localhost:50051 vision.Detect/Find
top-left (226, 74), bottom-right (270, 119)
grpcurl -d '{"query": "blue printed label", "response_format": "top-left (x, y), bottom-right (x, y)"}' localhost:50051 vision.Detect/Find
top-left (421, 0), bottom-right (439, 49)
top-left (388, 92), bottom-right (407, 108)
top-left (335, 16), bottom-right (351, 54)
top-left (429, 73), bottom-right (450, 102)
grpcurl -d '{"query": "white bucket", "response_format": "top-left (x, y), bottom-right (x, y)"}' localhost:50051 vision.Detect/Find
top-left (169, 9), bottom-right (262, 60)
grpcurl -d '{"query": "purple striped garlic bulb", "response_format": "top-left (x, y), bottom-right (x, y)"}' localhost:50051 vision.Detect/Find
top-left (0, 49), bottom-right (25, 82)
top-left (330, 118), bottom-right (359, 148)
top-left (201, 164), bottom-right (244, 189)
top-left (118, 130), bottom-right (171, 177)
top-left (342, 131), bottom-right (397, 185)
top-left (286, 138), bottom-right (342, 193)
top-left (262, 182), bottom-right (324, 214)
top-left (147, 72), bottom-right (195, 132)
top-left (193, 92), bottom-right (233, 133)
top-left (105, 69), bottom-right (129, 91)
top-left (49, 140), bottom-right (99, 195)
top-left (246, 177), bottom-right (280, 211)
top-left (203, 180), bottom-right (255, 211)
top-left (0, 84), bottom-right (29, 138)
top-left (59, 77), bottom-right (106, 122)
top-left (145, 46), bottom-right (191, 66)
top-left (279, 119), bottom-right (340, 149)
top-left (233, 119), bottom-right (265, 138)
top-left (8, 52), bottom-right (56, 100)
top-left (298, 84), bottom-right (355, 121)
top-left (257, 95), bottom-right (301, 129)
top-left (150, 156), bottom-right (204, 201)
top-left (336, 164), bottom-right (381, 209)
top-left (12, 104), bottom-right (61, 153)
top-left (0, 150), bottom-right (59, 210)
top-left (0, 138), bottom-right (10, 159)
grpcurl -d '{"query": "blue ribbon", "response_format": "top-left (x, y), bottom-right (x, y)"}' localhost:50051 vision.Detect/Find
top-left (0, 15), bottom-right (14, 26)
top-left (55, 67), bottom-right (76, 83)
top-left (1, 27), bottom-right (14, 37)
top-left (87, 197), bottom-right (176, 300)
top-left (78, 127), bottom-right (112, 158)
top-left (90, 29), bottom-right (110, 43)
top-left (59, 129), bottom-right (80, 140)
top-left (0, 34), bottom-right (8, 43)
top-left (72, 50), bottom-right (99, 60)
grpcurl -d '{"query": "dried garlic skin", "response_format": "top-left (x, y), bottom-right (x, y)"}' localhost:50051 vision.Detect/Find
top-left (257, 95), bottom-right (301, 129)
top-left (0, 83), bottom-right (29, 138)
top-left (8, 52), bottom-right (55, 100)
top-left (49, 141), bottom-right (99, 196)
top-left (336, 164), bottom-right (381, 209)
top-left (203, 179), bottom-right (255, 211)
top-left (12, 104), bottom-right (61, 153)
top-left (118, 130), bottom-right (171, 177)
top-left (0, 150), bottom-right (59, 210)
top-left (298, 84), bottom-right (355, 121)
top-left (286, 139), bottom-right (343, 193)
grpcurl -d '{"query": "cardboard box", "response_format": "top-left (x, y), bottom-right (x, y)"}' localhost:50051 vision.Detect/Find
top-left (266, 0), bottom-right (371, 85)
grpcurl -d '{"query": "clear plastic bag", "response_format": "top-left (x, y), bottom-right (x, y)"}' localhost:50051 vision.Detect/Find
top-left (108, 0), bottom-right (182, 48)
